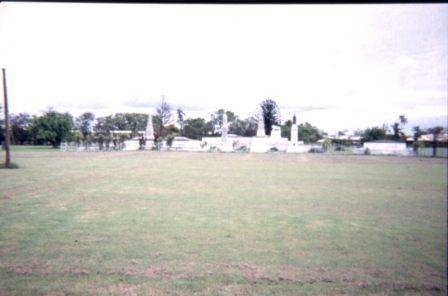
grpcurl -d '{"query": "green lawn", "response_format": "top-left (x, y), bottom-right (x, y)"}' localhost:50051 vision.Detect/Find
top-left (0, 149), bottom-right (446, 295)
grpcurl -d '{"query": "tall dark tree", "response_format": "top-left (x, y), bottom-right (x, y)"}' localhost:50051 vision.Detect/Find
top-left (259, 99), bottom-right (280, 136)
top-left (391, 122), bottom-right (402, 140)
top-left (177, 108), bottom-right (185, 135)
top-left (76, 112), bottom-right (95, 139)
top-left (281, 120), bottom-right (292, 140)
top-left (412, 126), bottom-right (423, 142)
top-left (154, 97), bottom-right (173, 141)
top-left (10, 113), bottom-right (31, 144)
top-left (399, 114), bottom-right (408, 130)
top-left (30, 110), bottom-right (74, 147)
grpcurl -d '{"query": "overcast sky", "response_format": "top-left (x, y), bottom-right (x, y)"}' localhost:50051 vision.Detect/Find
top-left (0, 3), bottom-right (446, 134)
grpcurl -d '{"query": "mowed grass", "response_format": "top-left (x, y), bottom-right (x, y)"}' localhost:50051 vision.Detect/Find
top-left (0, 149), bottom-right (446, 295)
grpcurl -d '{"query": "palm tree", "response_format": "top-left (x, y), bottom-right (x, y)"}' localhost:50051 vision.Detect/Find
top-left (177, 108), bottom-right (185, 135)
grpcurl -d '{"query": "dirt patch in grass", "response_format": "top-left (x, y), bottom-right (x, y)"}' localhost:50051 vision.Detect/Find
top-left (7, 266), bottom-right (32, 275)
top-left (68, 268), bottom-right (90, 276)
top-left (108, 283), bottom-right (140, 296)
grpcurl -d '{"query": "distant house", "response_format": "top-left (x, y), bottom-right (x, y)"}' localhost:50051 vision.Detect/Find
top-left (363, 140), bottom-right (408, 155)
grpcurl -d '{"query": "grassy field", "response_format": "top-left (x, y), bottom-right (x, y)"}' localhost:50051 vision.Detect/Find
top-left (0, 148), bottom-right (446, 295)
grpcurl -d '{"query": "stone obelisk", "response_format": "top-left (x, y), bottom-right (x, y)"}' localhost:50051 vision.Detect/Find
top-left (256, 110), bottom-right (265, 137)
top-left (291, 114), bottom-right (298, 143)
top-left (146, 113), bottom-right (154, 140)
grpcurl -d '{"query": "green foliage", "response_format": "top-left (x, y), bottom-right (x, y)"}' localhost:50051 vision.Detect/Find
top-left (281, 120), bottom-right (292, 140)
top-left (29, 110), bottom-right (74, 147)
top-left (235, 145), bottom-right (249, 153)
top-left (94, 113), bottom-right (147, 138)
top-left (260, 99), bottom-right (280, 136)
top-left (76, 112), bottom-right (95, 139)
top-left (211, 109), bottom-right (237, 133)
top-left (362, 126), bottom-right (387, 142)
top-left (10, 113), bottom-right (31, 145)
top-left (229, 117), bottom-right (257, 137)
top-left (183, 118), bottom-right (207, 140)
top-left (298, 122), bottom-right (322, 143)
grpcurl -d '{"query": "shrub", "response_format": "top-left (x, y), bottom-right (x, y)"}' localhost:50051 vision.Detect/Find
top-left (166, 134), bottom-right (175, 148)
top-left (235, 145), bottom-right (249, 153)
top-left (309, 147), bottom-right (323, 153)
top-left (334, 146), bottom-right (345, 152)
top-left (364, 148), bottom-right (371, 155)
top-left (208, 146), bottom-right (218, 152)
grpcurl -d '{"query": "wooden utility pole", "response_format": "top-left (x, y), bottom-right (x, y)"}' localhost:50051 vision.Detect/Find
top-left (2, 68), bottom-right (11, 168)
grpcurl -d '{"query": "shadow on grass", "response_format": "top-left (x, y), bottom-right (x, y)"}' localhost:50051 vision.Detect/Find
top-left (0, 162), bottom-right (20, 169)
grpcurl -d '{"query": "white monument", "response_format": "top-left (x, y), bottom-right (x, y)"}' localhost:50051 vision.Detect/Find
top-left (145, 113), bottom-right (155, 149)
top-left (146, 113), bottom-right (154, 140)
top-left (256, 110), bottom-right (266, 137)
top-left (287, 113), bottom-right (308, 153)
top-left (251, 109), bottom-right (272, 152)
top-left (219, 112), bottom-right (233, 152)
top-left (271, 125), bottom-right (282, 140)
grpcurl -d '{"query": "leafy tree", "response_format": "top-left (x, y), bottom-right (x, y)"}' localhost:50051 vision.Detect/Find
top-left (94, 116), bottom-right (115, 135)
top-left (30, 110), bottom-right (74, 147)
top-left (124, 113), bottom-right (147, 137)
top-left (183, 118), bottom-right (207, 140)
top-left (298, 122), bottom-right (322, 143)
top-left (10, 113), bottom-right (31, 144)
top-left (76, 112), bottom-right (95, 139)
top-left (260, 99), bottom-right (280, 136)
top-left (229, 117), bottom-right (257, 137)
top-left (362, 126), bottom-right (387, 142)
top-left (280, 120), bottom-right (292, 140)
top-left (154, 97), bottom-right (173, 141)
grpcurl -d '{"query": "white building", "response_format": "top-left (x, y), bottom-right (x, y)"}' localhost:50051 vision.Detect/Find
top-left (363, 140), bottom-right (409, 155)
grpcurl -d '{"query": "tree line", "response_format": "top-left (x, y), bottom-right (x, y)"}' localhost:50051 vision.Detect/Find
top-left (3, 99), bottom-right (443, 149)
top-left (1, 99), bottom-right (323, 148)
